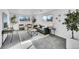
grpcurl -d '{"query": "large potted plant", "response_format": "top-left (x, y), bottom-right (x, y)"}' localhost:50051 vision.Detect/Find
top-left (63, 9), bottom-right (79, 39)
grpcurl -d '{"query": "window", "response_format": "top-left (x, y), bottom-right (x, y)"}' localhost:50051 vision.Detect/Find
top-left (2, 13), bottom-right (8, 28)
top-left (43, 15), bottom-right (53, 21)
top-left (18, 16), bottom-right (30, 21)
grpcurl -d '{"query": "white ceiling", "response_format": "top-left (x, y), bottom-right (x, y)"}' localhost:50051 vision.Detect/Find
top-left (8, 9), bottom-right (55, 15)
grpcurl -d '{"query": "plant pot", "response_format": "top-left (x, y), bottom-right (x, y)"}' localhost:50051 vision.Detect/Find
top-left (66, 38), bottom-right (79, 49)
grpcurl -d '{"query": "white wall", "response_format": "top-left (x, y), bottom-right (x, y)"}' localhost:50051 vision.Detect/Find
top-left (50, 9), bottom-right (79, 40)
top-left (51, 9), bottom-right (69, 38)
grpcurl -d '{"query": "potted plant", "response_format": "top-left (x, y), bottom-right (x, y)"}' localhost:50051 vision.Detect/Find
top-left (63, 9), bottom-right (79, 39)
top-left (11, 15), bottom-right (17, 30)
top-left (11, 15), bottom-right (17, 24)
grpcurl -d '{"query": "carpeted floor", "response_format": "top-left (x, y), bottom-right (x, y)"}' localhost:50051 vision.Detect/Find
top-left (32, 35), bottom-right (66, 49)
top-left (1, 31), bottom-right (32, 49)
top-left (1, 31), bottom-right (66, 49)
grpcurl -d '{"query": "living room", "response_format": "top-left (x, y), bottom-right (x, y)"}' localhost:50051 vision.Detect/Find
top-left (0, 9), bottom-right (59, 49)
top-left (0, 9), bottom-right (79, 49)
